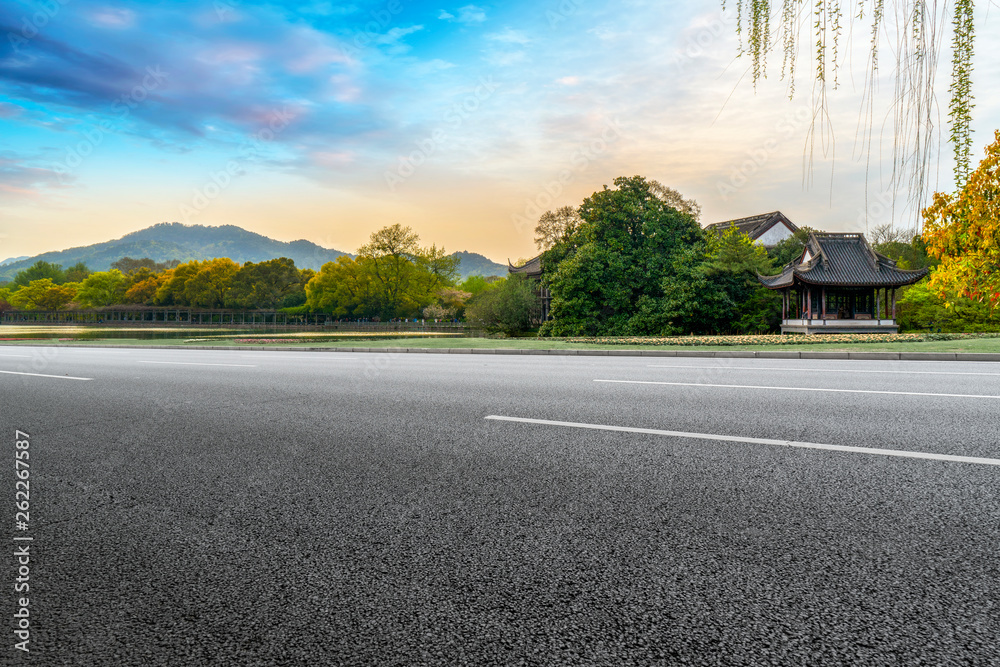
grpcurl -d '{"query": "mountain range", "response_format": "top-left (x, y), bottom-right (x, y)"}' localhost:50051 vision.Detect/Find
top-left (0, 223), bottom-right (508, 282)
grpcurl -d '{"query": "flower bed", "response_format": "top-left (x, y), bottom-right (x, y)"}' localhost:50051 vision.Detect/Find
top-left (566, 332), bottom-right (1000, 346)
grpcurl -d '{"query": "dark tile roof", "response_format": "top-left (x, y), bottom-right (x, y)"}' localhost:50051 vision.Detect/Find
top-left (759, 232), bottom-right (929, 288)
top-left (705, 211), bottom-right (798, 243)
top-left (508, 254), bottom-right (542, 277)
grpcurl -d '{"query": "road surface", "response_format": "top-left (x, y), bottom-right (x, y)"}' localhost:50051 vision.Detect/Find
top-left (2, 345), bottom-right (999, 665)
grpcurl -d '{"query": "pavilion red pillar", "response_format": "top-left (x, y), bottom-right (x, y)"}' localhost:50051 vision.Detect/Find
top-left (806, 287), bottom-right (812, 321)
top-left (821, 287), bottom-right (826, 319)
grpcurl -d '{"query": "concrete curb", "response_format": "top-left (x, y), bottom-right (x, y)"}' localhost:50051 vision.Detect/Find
top-left (4, 342), bottom-right (1000, 362)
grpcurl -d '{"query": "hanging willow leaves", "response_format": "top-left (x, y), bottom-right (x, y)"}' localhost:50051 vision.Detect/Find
top-left (726, 0), bottom-right (976, 228)
top-left (948, 0), bottom-right (975, 184)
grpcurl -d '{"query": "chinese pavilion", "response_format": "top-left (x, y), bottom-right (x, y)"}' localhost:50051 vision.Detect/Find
top-left (758, 232), bottom-right (928, 334)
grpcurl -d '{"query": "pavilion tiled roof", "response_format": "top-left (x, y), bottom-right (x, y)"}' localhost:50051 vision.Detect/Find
top-left (508, 254), bottom-right (542, 277)
top-left (759, 232), bottom-right (928, 288)
top-left (705, 211), bottom-right (798, 242)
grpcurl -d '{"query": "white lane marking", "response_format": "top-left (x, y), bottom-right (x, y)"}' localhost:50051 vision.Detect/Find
top-left (236, 354), bottom-right (355, 360)
top-left (137, 361), bottom-right (257, 367)
top-left (0, 370), bottom-right (92, 381)
top-left (485, 415), bottom-right (1000, 467)
top-left (0, 354), bottom-right (31, 358)
top-left (648, 364), bottom-right (1000, 377)
top-left (595, 379), bottom-right (1000, 400)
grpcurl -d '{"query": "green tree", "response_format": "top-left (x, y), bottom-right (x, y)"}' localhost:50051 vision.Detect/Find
top-left (704, 227), bottom-right (781, 334)
top-left (897, 280), bottom-right (1000, 332)
top-left (540, 176), bottom-right (704, 336)
top-left (184, 258), bottom-right (240, 308)
top-left (75, 270), bottom-right (128, 307)
top-left (228, 258), bottom-right (306, 309)
top-left (766, 226), bottom-right (817, 268)
top-left (305, 256), bottom-right (379, 317)
top-left (64, 262), bottom-right (91, 283)
top-left (465, 275), bottom-right (539, 335)
top-left (357, 224), bottom-right (422, 318)
top-left (459, 275), bottom-right (493, 296)
top-left (13, 261), bottom-right (65, 286)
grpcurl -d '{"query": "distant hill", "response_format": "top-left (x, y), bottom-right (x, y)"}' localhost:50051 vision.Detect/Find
top-left (0, 222), bottom-right (511, 283)
top-left (452, 251), bottom-right (507, 280)
top-left (0, 223), bottom-right (349, 281)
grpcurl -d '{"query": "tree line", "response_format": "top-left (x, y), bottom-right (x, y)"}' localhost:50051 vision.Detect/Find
top-left (0, 225), bottom-right (508, 322)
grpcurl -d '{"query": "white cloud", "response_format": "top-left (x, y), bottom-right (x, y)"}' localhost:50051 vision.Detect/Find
top-left (556, 76), bottom-right (580, 86)
top-left (437, 10), bottom-right (455, 20)
top-left (89, 7), bottom-right (136, 29)
top-left (488, 28), bottom-right (529, 45)
top-left (408, 59), bottom-right (457, 77)
top-left (457, 5), bottom-right (487, 23)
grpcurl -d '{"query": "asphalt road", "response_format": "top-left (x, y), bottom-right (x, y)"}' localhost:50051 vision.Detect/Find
top-left (2, 345), bottom-right (999, 666)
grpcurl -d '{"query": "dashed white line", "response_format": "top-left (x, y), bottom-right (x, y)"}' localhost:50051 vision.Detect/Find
top-left (648, 364), bottom-right (1000, 377)
top-left (0, 370), bottom-right (92, 381)
top-left (485, 415), bottom-right (1000, 467)
top-left (137, 361), bottom-right (257, 367)
top-left (0, 353), bottom-right (31, 358)
top-left (595, 379), bottom-right (1000, 400)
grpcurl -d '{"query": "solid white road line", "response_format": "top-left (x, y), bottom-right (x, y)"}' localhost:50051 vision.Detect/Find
top-left (485, 415), bottom-right (1000, 467)
top-left (0, 370), bottom-right (92, 381)
top-left (648, 364), bottom-right (1000, 377)
top-left (0, 354), bottom-right (31, 358)
top-left (137, 361), bottom-right (257, 367)
top-left (595, 379), bottom-right (1000, 400)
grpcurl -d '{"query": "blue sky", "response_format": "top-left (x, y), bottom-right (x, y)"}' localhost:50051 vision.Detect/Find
top-left (1, 0), bottom-right (998, 262)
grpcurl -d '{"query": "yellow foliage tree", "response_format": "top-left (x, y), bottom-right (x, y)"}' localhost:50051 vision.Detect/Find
top-left (922, 130), bottom-right (1000, 308)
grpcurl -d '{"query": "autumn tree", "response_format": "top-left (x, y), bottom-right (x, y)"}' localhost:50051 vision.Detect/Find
top-left (922, 129), bottom-right (1000, 308)
top-left (9, 279), bottom-right (77, 310)
top-left (124, 276), bottom-right (162, 304)
top-left (154, 261), bottom-right (205, 305)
